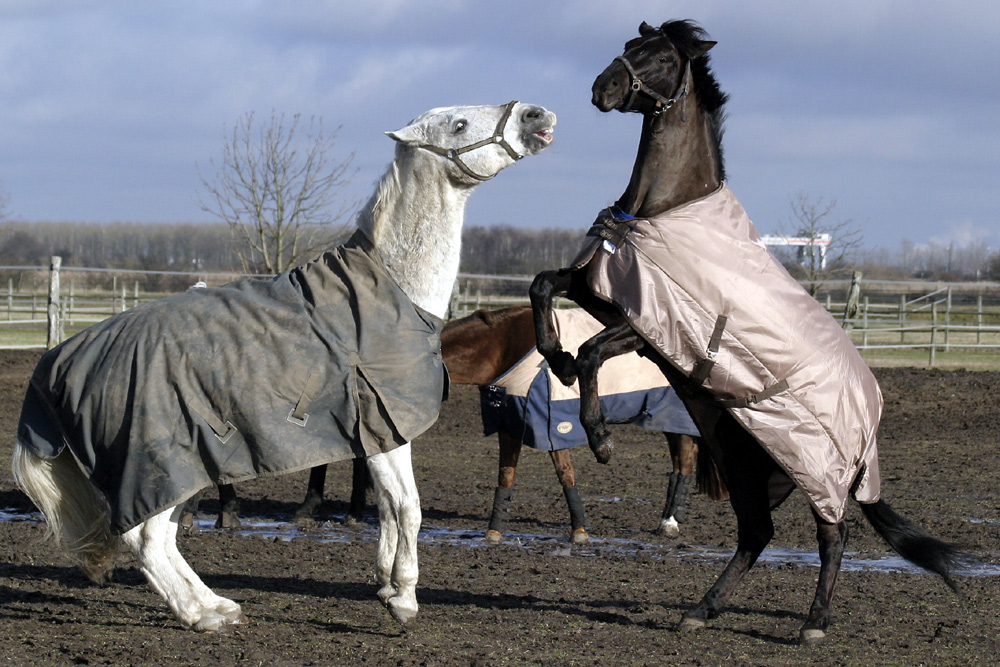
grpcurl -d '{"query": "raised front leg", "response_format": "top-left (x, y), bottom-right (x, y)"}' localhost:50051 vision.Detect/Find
top-left (366, 444), bottom-right (421, 627)
top-left (529, 269), bottom-right (578, 386)
top-left (575, 320), bottom-right (646, 464)
top-left (799, 513), bottom-right (848, 645)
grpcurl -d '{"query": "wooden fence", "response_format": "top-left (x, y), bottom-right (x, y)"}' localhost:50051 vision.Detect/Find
top-left (3, 259), bottom-right (999, 366)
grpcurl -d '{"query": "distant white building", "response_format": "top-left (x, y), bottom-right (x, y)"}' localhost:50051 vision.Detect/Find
top-left (761, 233), bottom-right (832, 269)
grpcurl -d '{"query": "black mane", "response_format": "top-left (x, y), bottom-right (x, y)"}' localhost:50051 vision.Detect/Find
top-left (659, 20), bottom-right (730, 181)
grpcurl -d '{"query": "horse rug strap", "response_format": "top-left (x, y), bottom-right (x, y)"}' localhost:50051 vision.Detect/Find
top-left (568, 184), bottom-right (883, 524)
top-left (17, 230), bottom-right (447, 534)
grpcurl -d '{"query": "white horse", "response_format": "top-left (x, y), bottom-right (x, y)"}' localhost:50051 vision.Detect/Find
top-left (12, 101), bottom-right (556, 632)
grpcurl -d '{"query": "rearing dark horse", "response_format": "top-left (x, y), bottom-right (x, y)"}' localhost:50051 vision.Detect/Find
top-left (530, 19), bottom-right (962, 644)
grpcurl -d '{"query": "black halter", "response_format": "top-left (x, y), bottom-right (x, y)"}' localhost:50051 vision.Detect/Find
top-left (614, 55), bottom-right (692, 119)
top-left (415, 101), bottom-right (523, 181)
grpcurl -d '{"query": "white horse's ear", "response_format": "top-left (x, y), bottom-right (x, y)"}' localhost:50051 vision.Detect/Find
top-left (385, 124), bottom-right (424, 145)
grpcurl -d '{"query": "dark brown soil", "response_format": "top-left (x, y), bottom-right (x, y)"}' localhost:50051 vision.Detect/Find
top-left (1, 348), bottom-right (998, 666)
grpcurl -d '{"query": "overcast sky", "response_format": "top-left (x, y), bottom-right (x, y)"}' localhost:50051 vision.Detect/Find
top-left (1, 0), bottom-right (997, 255)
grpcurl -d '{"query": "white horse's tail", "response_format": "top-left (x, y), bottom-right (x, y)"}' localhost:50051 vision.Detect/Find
top-left (12, 442), bottom-right (120, 583)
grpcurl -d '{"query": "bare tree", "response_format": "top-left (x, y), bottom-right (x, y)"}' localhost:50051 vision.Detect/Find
top-left (0, 184), bottom-right (10, 222)
top-left (198, 112), bottom-right (357, 274)
top-left (771, 192), bottom-right (864, 294)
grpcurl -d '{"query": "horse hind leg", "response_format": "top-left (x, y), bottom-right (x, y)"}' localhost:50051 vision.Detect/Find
top-left (799, 513), bottom-right (848, 645)
top-left (680, 427), bottom-right (775, 632)
top-left (366, 444), bottom-right (421, 627)
top-left (121, 505), bottom-right (244, 632)
top-left (658, 433), bottom-right (696, 537)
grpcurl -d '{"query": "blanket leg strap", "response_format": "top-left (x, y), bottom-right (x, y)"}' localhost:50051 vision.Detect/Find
top-left (287, 370), bottom-right (325, 426)
top-left (689, 315), bottom-right (728, 386)
top-left (716, 379), bottom-right (790, 409)
top-left (187, 398), bottom-right (237, 443)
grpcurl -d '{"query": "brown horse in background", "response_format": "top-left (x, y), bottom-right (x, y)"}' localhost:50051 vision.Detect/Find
top-left (199, 305), bottom-right (724, 544)
top-left (441, 305), bottom-right (721, 544)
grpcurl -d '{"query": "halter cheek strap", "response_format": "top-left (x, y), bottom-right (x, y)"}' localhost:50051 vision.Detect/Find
top-left (415, 100), bottom-right (523, 181)
top-left (615, 56), bottom-right (692, 119)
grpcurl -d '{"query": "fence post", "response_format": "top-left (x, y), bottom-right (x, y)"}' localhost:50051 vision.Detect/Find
top-left (841, 271), bottom-right (862, 332)
top-left (47, 255), bottom-right (63, 349)
top-left (6, 278), bottom-right (11, 321)
top-left (977, 294), bottom-right (983, 345)
top-left (945, 287), bottom-right (952, 351)
top-left (898, 294), bottom-right (905, 343)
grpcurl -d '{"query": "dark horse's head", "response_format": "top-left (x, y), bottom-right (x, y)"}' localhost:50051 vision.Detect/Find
top-left (593, 20), bottom-right (730, 179)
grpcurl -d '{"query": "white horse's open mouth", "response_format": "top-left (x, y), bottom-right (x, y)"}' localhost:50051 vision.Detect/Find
top-left (535, 129), bottom-right (554, 144)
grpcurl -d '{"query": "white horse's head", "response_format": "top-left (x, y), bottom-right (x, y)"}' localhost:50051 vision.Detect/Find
top-left (386, 101), bottom-right (556, 183)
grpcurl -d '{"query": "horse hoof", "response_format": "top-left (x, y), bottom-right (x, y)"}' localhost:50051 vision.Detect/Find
top-left (552, 351), bottom-right (578, 386)
top-left (192, 609), bottom-right (246, 633)
top-left (593, 442), bottom-right (613, 464)
top-left (658, 517), bottom-right (680, 537)
top-left (215, 512), bottom-right (241, 529)
top-left (799, 628), bottom-right (826, 645)
top-left (570, 528), bottom-right (589, 544)
top-left (678, 616), bottom-right (706, 633)
top-left (484, 530), bottom-right (503, 545)
top-left (385, 597), bottom-right (419, 628)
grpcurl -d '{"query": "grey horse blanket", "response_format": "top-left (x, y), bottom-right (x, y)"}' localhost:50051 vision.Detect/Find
top-left (18, 231), bottom-right (446, 534)
top-left (569, 184), bottom-right (881, 523)
top-left (481, 308), bottom-right (699, 450)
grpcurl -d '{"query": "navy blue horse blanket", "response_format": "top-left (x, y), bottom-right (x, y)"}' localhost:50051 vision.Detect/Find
top-left (480, 308), bottom-right (699, 450)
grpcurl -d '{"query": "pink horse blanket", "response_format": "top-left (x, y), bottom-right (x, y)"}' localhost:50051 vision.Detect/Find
top-left (570, 184), bottom-right (881, 523)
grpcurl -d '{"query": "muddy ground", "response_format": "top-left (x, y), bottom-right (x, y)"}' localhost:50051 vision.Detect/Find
top-left (0, 347), bottom-right (998, 666)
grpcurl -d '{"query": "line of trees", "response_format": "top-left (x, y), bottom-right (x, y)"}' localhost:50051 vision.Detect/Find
top-left (0, 218), bottom-right (997, 285)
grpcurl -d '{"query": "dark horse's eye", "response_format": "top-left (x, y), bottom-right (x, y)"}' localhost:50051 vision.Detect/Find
top-left (454, 120), bottom-right (468, 134)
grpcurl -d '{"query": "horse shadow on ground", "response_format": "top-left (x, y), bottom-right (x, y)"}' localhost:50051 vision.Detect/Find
top-left (1, 562), bottom-right (809, 643)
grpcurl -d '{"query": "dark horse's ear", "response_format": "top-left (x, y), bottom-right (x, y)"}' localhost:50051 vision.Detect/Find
top-left (639, 21), bottom-right (657, 36)
top-left (686, 40), bottom-right (717, 60)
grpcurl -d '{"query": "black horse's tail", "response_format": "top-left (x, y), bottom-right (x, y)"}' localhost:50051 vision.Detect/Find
top-left (859, 499), bottom-right (963, 593)
top-left (695, 438), bottom-right (728, 501)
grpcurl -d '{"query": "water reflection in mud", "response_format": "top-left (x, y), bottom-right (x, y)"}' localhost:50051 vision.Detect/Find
top-left (5, 507), bottom-right (997, 577)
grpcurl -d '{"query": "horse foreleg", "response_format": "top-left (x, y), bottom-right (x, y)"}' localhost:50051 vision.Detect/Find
top-left (529, 269), bottom-right (577, 385)
top-left (575, 321), bottom-right (646, 464)
top-left (550, 449), bottom-right (588, 544)
top-left (799, 514), bottom-right (848, 645)
top-left (122, 505), bottom-right (244, 632)
top-left (294, 465), bottom-right (328, 521)
top-left (366, 444), bottom-right (421, 627)
top-left (486, 429), bottom-right (522, 545)
top-left (659, 433), bottom-right (697, 536)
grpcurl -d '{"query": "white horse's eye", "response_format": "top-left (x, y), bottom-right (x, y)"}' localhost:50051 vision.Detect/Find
top-left (453, 120), bottom-right (467, 134)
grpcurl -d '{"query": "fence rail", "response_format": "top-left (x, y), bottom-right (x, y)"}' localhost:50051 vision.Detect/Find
top-left (2, 260), bottom-right (999, 366)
